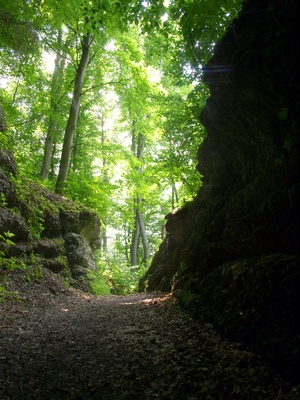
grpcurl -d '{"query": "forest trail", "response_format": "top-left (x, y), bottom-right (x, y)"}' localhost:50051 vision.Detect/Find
top-left (0, 269), bottom-right (297, 400)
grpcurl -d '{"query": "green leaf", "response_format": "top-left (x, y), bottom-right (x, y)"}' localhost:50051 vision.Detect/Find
top-left (277, 106), bottom-right (289, 120)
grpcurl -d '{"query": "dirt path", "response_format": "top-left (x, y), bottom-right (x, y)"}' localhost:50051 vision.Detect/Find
top-left (0, 270), bottom-right (298, 400)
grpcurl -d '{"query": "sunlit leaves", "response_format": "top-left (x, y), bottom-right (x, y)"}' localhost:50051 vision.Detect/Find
top-left (0, 0), bottom-right (240, 271)
top-left (169, 0), bottom-right (244, 69)
top-left (139, 0), bottom-right (243, 81)
top-left (0, 1), bottom-right (39, 54)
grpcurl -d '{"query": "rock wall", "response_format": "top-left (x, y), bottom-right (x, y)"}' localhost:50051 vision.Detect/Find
top-left (0, 147), bottom-right (101, 292)
top-left (141, 0), bottom-right (299, 382)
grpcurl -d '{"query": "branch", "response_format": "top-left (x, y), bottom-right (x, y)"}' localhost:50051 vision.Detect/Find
top-left (81, 80), bottom-right (130, 96)
top-left (11, 115), bottom-right (44, 127)
top-left (11, 77), bottom-right (21, 106)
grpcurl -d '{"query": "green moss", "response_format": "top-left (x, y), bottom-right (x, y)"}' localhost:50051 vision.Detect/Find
top-left (59, 261), bottom-right (73, 288)
top-left (25, 265), bottom-right (44, 282)
top-left (10, 176), bottom-right (90, 241)
top-left (0, 286), bottom-right (21, 304)
top-left (56, 254), bottom-right (68, 268)
top-left (0, 193), bottom-right (8, 207)
top-left (0, 231), bottom-right (27, 273)
top-left (13, 177), bottom-right (54, 239)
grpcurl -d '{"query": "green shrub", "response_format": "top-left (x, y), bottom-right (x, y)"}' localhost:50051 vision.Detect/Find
top-left (88, 252), bottom-right (148, 296)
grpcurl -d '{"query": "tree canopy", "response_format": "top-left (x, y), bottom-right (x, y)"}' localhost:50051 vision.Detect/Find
top-left (0, 0), bottom-right (243, 293)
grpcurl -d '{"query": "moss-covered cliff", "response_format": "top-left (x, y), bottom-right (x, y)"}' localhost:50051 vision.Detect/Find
top-left (0, 146), bottom-right (101, 292)
top-left (141, 0), bottom-right (299, 383)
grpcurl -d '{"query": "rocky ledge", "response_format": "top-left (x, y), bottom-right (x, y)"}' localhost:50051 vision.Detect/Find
top-left (0, 148), bottom-right (101, 292)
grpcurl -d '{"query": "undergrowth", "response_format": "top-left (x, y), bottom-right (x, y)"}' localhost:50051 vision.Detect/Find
top-left (89, 252), bottom-right (147, 295)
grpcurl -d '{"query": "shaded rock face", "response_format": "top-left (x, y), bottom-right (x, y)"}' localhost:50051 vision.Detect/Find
top-left (142, 0), bottom-right (299, 382)
top-left (0, 148), bottom-right (101, 292)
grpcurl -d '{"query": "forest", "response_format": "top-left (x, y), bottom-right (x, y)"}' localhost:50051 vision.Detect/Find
top-left (1, 0), bottom-right (299, 397)
top-left (0, 0), bottom-right (243, 293)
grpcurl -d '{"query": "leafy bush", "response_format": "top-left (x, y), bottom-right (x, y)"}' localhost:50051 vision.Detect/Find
top-left (88, 252), bottom-right (148, 295)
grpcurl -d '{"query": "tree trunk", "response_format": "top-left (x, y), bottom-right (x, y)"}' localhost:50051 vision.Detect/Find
top-left (171, 178), bottom-right (178, 210)
top-left (41, 118), bottom-right (56, 180)
top-left (124, 223), bottom-right (130, 262)
top-left (49, 142), bottom-right (57, 180)
top-left (100, 217), bottom-right (108, 252)
top-left (130, 128), bottom-right (150, 266)
top-left (130, 207), bottom-right (140, 266)
top-left (136, 198), bottom-right (150, 263)
top-left (100, 112), bottom-right (108, 251)
top-left (55, 32), bottom-right (92, 194)
top-left (41, 29), bottom-right (64, 181)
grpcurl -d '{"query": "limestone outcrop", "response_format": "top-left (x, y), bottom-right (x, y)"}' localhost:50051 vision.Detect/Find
top-left (141, 0), bottom-right (299, 382)
top-left (0, 148), bottom-right (101, 292)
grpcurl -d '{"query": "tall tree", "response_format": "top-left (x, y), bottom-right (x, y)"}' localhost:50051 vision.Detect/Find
top-left (130, 122), bottom-right (150, 266)
top-left (53, 0), bottom-right (144, 194)
top-left (0, 0), bottom-right (243, 280)
top-left (41, 28), bottom-right (65, 181)
top-left (99, 110), bottom-right (109, 251)
top-left (55, 32), bottom-right (92, 194)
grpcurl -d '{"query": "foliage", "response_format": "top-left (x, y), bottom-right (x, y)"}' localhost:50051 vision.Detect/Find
top-left (88, 270), bottom-right (111, 295)
top-left (0, 256), bottom-right (27, 273)
top-left (89, 252), bottom-right (148, 295)
top-left (0, 285), bottom-right (20, 304)
top-left (0, 230), bottom-right (15, 246)
top-left (139, 0), bottom-right (243, 78)
top-left (0, 231), bottom-right (26, 273)
top-left (13, 177), bottom-right (50, 239)
top-left (25, 264), bottom-right (44, 282)
top-left (0, 0), bottom-right (244, 292)
top-left (0, 232), bottom-right (39, 276)
top-left (0, 0), bottom-right (39, 54)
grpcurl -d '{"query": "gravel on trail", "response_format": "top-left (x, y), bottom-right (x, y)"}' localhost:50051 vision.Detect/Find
top-left (0, 269), bottom-right (298, 400)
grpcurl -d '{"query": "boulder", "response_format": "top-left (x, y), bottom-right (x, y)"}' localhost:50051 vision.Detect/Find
top-left (0, 207), bottom-right (29, 241)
